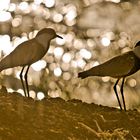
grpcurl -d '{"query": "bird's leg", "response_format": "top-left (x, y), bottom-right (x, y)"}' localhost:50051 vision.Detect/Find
top-left (20, 67), bottom-right (26, 97)
top-left (24, 65), bottom-right (30, 97)
top-left (120, 77), bottom-right (126, 111)
top-left (113, 78), bottom-right (122, 110)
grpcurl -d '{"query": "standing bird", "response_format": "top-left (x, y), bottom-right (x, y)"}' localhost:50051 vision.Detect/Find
top-left (78, 41), bottom-right (140, 111)
top-left (0, 28), bottom-right (63, 97)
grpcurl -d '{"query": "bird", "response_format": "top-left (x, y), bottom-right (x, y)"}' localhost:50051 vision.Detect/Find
top-left (0, 28), bottom-right (63, 97)
top-left (78, 41), bottom-right (140, 111)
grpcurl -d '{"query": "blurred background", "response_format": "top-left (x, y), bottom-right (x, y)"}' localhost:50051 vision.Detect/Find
top-left (0, 0), bottom-right (140, 109)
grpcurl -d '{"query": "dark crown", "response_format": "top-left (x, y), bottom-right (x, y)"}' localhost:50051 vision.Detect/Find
top-left (36, 28), bottom-right (55, 37)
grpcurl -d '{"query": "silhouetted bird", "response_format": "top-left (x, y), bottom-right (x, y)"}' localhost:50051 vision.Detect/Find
top-left (0, 28), bottom-right (63, 97)
top-left (78, 41), bottom-right (140, 111)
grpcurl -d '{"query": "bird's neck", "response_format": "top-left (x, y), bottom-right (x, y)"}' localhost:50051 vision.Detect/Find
top-left (133, 46), bottom-right (140, 59)
top-left (35, 35), bottom-right (51, 51)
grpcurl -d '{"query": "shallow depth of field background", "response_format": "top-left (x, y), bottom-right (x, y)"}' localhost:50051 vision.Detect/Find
top-left (0, 0), bottom-right (140, 109)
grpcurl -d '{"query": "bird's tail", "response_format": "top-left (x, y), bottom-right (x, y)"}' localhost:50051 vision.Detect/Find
top-left (78, 68), bottom-right (98, 79)
top-left (78, 65), bottom-right (108, 79)
top-left (78, 71), bottom-right (90, 79)
top-left (0, 59), bottom-right (9, 72)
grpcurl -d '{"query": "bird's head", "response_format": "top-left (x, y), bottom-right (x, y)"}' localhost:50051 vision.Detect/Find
top-left (35, 28), bottom-right (63, 50)
top-left (36, 28), bottom-right (63, 40)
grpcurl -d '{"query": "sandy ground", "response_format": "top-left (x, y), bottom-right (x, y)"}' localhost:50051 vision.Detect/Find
top-left (0, 90), bottom-right (140, 140)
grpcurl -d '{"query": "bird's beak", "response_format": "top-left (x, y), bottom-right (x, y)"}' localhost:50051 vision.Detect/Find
top-left (56, 34), bottom-right (63, 39)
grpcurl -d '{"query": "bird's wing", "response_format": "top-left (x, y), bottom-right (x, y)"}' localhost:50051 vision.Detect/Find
top-left (92, 51), bottom-right (136, 77)
top-left (0, 39), bottom-right (46, 70)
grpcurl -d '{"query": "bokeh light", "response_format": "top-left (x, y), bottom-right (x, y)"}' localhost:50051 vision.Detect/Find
top-left (18, 2), bottom-right (29, 12)
top-left (0, 11), bottom-right (11, 22)
top-left (63, 72), bottom-right (71, 80)
top-left (37, 92), bottom-right (45, 100)
top-left (101, 37), bottom-right (110, 47)
top-left (44, 0), bottom-right (55, 8)
top-left (77, 59), bottom-right (86, 69)
top-left (12, 16), bottom-right (22, 27)
top-left (107, 0), bottom-right (120, 3)
top-left (64, 4), bottom-right (77, 26)
top-left (62, 53), bottom-right (72, 63)
top-left (54, 47), bottom-right (64, 59)
top-left (65, 7), bottom-right (77, 21)
top-left (61, 63), bottom-right (70, 71)
top-left (31, 60), bottom-right (47, 71)
top-left (128, 79), bottom-right (137, 87)
top-left (34, 0), bottom-right (43, 5)
top-left (8, 3), bottom-right (16, 12)
top-left (29, 90), bottom-right (36, 99)
top-left (7, 88), bottom-right (14, 93)
top-left (53, 13), bottom-right (63, 23)
top-left (17, 89), bottom-right (25, 96)
top-left (54, 67), bottom-right (62, 77)
top-left (0, 0), bottom-right (10, 11)
top-left (0, 35), bottom-right (12, 55)
top-left (79, 49), bottom-right (92, 59)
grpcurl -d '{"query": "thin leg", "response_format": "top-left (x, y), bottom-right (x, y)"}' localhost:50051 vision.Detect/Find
top-left (120, 77), bottom-right (126, 111)
top-left (25, 65), bottom-right (30, 97)
top-left (113, 78), bottom-right (122, 110)
top-left (20, 67), bottom-right (26, 97)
